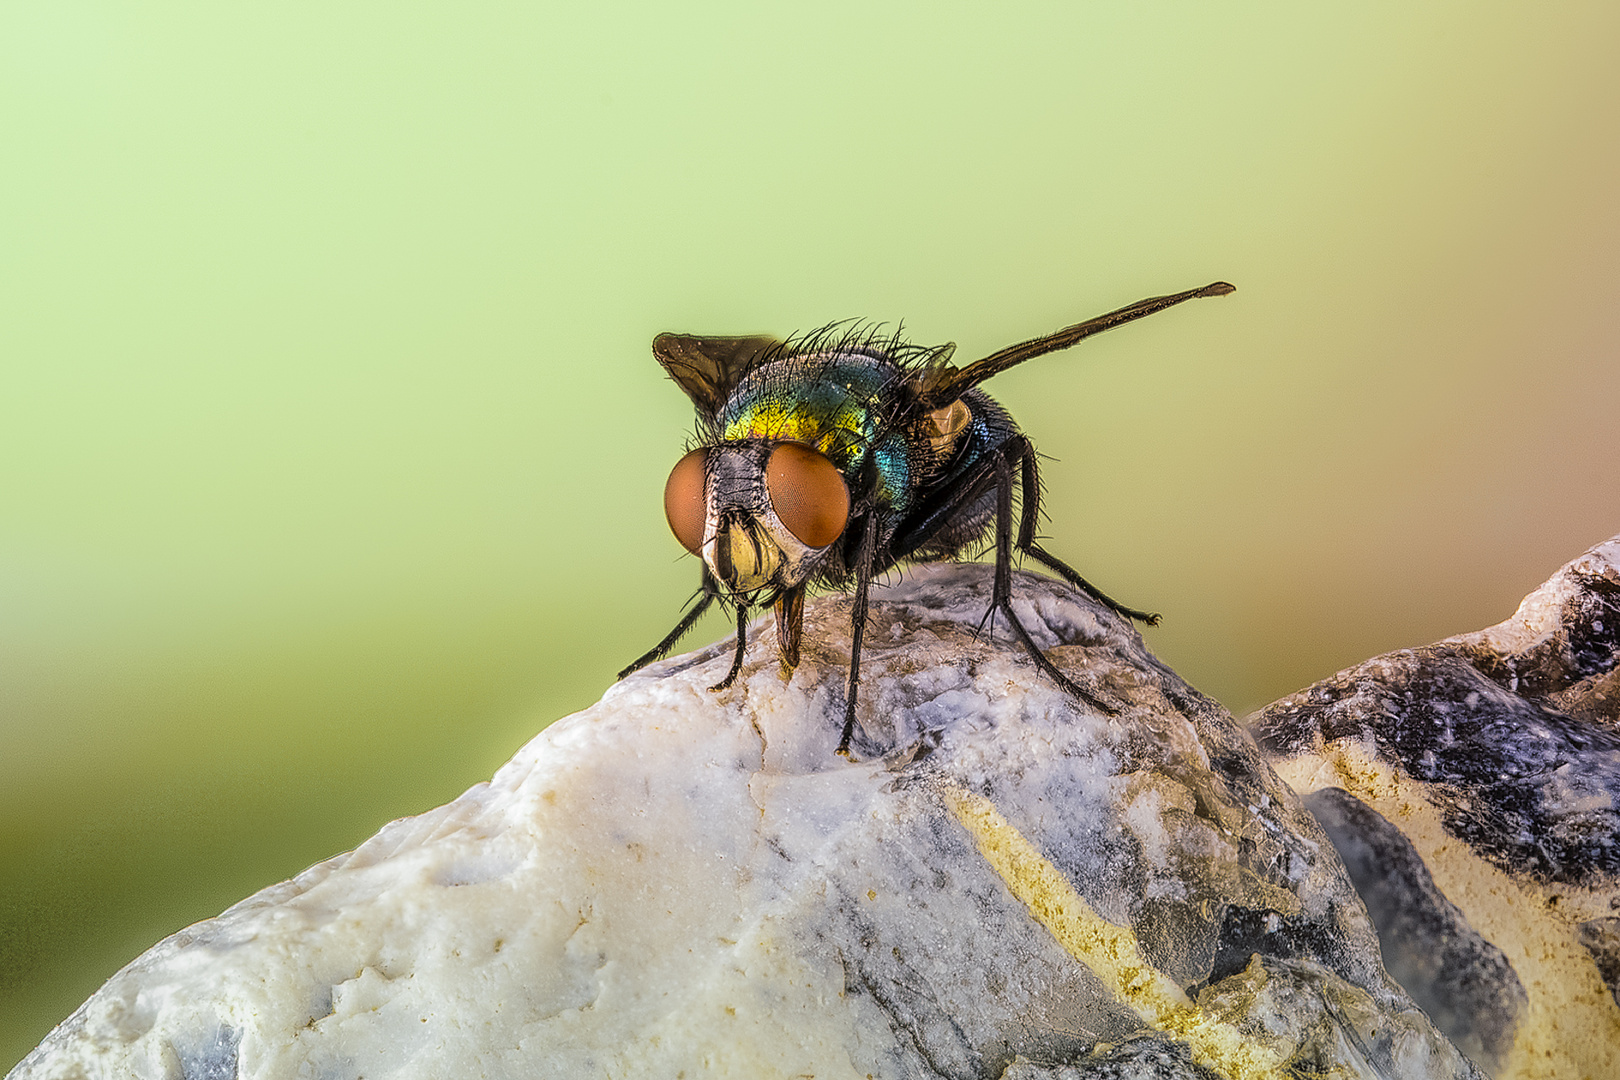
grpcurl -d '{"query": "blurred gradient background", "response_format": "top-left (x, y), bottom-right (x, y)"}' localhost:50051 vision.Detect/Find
top-left (3, 1), bottom-right (1618, 1067)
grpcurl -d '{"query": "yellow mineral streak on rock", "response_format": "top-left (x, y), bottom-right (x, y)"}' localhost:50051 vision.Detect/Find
top-left (941, 784), bottom-right (1286, 1080)
top-left (1273, 745), bottom-right (1620, 1080)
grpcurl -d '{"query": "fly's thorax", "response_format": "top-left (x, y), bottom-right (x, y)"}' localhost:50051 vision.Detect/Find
top-left (717, 352), bottom-right (897, 470)
top-left (716, 351), bottom-right (929, 522)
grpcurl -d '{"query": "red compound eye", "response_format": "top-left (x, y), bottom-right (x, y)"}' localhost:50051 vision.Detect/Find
top-left (766, 442), bottom-right (850, 548)
top-left (663, 448), bottom-right (708, 555)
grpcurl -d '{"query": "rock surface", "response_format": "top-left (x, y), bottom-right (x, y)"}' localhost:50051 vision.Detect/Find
top-left (1251, 537), bottom-right (1620, 1080)
top-left (14, 564), bottom-right (1482, 1080)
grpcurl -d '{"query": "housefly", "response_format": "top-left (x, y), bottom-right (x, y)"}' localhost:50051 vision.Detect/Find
top-left (620, 281), bottom-right (1235, 756)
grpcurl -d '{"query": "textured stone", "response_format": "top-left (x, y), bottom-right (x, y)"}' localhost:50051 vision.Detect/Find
top-left (1251, 536), bottom-right (1620, 1079)
top-left (1302, 788), bottom-right (1526, 1074)
top-left (1000, 1038), bottom-right (1223, 1079)
top-left (1575, 917), bottom-right (1620, 1011)
top-left (13, 564), bottom-right (1475, 1080)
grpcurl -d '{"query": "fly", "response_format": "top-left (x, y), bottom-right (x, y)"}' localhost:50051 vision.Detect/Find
top-left (620, 281), bottom-right (1236, 756)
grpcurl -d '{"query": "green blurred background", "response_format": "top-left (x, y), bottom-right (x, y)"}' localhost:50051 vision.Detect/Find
top-left (3, 1), bottom-right (1617, 1067)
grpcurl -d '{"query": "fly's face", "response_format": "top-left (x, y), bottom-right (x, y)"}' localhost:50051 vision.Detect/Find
top-left (663, 438), bottom-right (850, 599)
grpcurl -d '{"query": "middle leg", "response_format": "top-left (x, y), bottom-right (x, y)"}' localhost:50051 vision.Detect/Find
top-left (710, 601), bottom-right (751, 691)
top-left (991, 444), bottom-right (1118, 715)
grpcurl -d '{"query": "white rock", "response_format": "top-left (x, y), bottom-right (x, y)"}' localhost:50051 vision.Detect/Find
top-left (11, 565), bottom-right (1474, 1080)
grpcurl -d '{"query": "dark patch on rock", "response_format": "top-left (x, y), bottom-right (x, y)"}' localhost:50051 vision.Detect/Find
top-left (1200, 900), bottom-right (1360, 991)
top-left (307, 983), bottom-right (335, 1024)
top-left (1577, 916), bottom-right (1620, 1010)
top-left (999, 1036), bottom-right (1224, 1078)
top-left (174, 1025), bottom-right (240, 1080)
top-left (1133, 898), bottom-right (1217, 990)
top-left (1251, 541), bottom-right (1620, 887)
top-left (1306, 786), bottom-right (1526, 1075)
top-left (844, 957), bottom-right (984, 1080)
top-left (1466, 572), bottom-right (1620, 697)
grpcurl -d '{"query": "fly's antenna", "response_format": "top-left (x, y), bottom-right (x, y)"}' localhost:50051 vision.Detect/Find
top-left (919, 281), bottom-right (1234, 407)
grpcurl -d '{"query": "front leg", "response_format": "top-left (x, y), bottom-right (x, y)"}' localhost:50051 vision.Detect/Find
top-left (618, 567), bottom-right (721, 679)
top-left (710, 601), bottom-right (750, 691)
top-left (835, 514), bottom-right (880, 757)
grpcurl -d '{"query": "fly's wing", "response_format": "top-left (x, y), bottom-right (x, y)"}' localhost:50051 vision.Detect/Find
top-left (915, 281), bottom-right (1234, 409)
top-left (653, 333), bottom-right (783, 419)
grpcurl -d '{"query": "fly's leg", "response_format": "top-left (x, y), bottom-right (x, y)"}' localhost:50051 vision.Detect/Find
top-left (1023, 545), bottom-right (1160, 626)
top-left (711, 602), bottom-right (750, 691)
top-left (1016, 440), bottom-right (1041, 550)
top-left (992, 444), bottom-right (1118, 715)
top-left (836, 514), bottom-right (880, 757)
top-left (618, 567), bottom-right (722, 679)
top-left (888, 456), bottom-right (999, 562)
top-left (1015, 438), bottom-right (1160, 626)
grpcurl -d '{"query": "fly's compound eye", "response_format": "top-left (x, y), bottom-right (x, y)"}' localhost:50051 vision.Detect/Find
top-left (664, 448), bottom-right (708, 555)
top-left (765, 442), bottom-right (850, 548)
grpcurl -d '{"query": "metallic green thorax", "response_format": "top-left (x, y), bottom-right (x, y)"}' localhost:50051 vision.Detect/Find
top-left (716, 351), bottom-right (917, 517)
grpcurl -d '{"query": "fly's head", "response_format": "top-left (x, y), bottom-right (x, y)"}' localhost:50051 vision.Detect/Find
top-left (663, 437), bottom-right (850, 601)
top-left (650, 331), bottom-right (871, 604)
